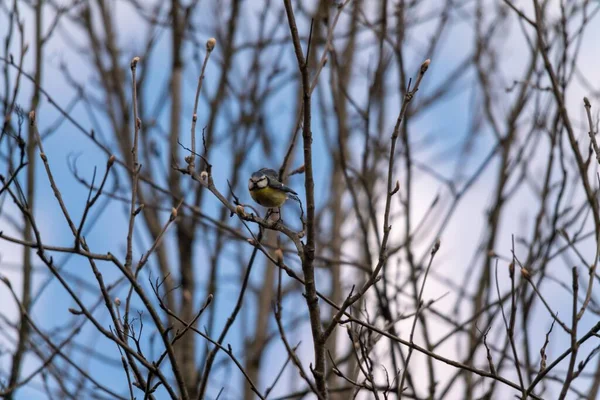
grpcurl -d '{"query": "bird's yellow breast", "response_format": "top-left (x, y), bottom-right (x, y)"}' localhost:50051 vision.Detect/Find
top-left (250, 187), bottom-right (288, 208)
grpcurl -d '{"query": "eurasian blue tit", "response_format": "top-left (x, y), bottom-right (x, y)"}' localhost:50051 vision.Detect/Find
top-left (248, 168), bottom-right (299, 208)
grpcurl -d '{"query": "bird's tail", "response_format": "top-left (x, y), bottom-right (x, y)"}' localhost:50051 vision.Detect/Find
top-left (288, 193), bottom-right (305, 223)
top-left (288, 192), bottom-right (300, 203)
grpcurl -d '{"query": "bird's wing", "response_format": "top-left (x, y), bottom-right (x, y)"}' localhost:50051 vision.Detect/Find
top-left (260, 168), bottom-right (300, 197)
top-left (267, 177), bottom-right (298, 196)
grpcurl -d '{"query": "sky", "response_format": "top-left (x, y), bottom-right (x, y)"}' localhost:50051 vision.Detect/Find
top-left (1, 0), bottom-right (600, 399)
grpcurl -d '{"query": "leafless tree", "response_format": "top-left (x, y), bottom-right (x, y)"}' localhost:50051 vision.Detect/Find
top-left (1, 0), bottom-right (600, 399)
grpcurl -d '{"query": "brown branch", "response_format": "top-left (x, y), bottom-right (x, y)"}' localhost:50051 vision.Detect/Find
top-left (557, 267), bottom-right (580, 399)
top-left (282, 1), bottom-right (326, 396)
top-left (398, 240), bottom-right (440, 397)
top-left (124, 56), bottom-right (141, 270)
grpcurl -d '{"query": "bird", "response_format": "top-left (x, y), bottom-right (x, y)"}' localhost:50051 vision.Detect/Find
top-left (248, 168), bottom-right (299, 208)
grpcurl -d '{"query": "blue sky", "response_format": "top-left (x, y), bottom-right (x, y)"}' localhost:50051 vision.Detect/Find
top-left (1, 1), bottom-right (600, 399)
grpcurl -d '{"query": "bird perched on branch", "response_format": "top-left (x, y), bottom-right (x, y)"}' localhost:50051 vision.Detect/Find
top-left (248, 168), bottom-right (299, 208)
